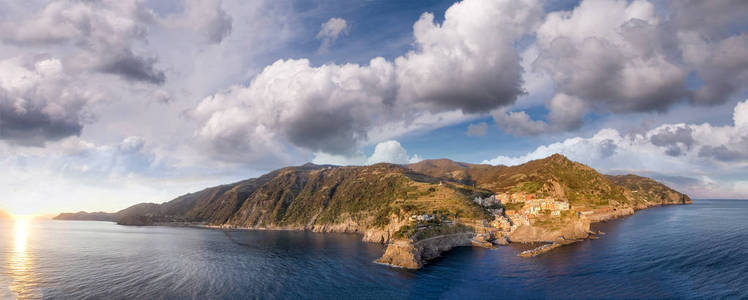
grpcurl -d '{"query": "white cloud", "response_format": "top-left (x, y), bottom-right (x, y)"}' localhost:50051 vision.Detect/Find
top-left (484, 99), bottom-right (748, 198)
top-left (498, 0), bottom-right (748, 136)
top-left (0, 56), bottom-right (103, 145)
top-left (2, 0), bottom-right (748, 212)
top-left (312, 140), bottom-right (421, 166)
top-left (0, 134), bottom-right (252, 214)
top-left (395, 0), bottom-right (542, 113)
top-left (190, 57), bottom-right (396, 164)
top-left (316, 17), bottom-right (348, 53)
top-left (367, 140), bottom-right (421, 165)
top-left (492, 109), bottom-right (549, 136)
top-left (0, 0), bottom-right (165, 84)
top-left (193, 0), bottom-right (541, 164)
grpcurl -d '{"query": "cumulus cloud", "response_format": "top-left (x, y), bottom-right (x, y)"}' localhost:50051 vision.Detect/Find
top-left (498, 0), bottom-right (748, 136)
top-left (395, 0), bottom-right (541, 113)
top-left (649, 126), bottom-right (694, 156)
top-left (535, 0), bottom-right (687, 112)
top-left (484, 99), bottom-right (748, 198)
top-left (190, 57), bottom-right (395, 163)
top-left (312, 140), bottom-right (421, 166)
top-left (466, 122), bottom-right (488, 137)
top-left (316, 17), bottom-right (348, 53)
top-left (366, 140), bottom-right (422, 165)
top-left (493, 109), bottom-right (549, 136)
top-left (0, 0), bottom-right (165, 85)
top-left (192, 0), bottom-right (541, 164)
top-left (0, 57), bottom-right (101, 145)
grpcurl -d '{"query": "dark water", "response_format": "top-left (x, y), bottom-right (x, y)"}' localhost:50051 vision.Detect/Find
top-left (1, 199), bottom-right (747, 299)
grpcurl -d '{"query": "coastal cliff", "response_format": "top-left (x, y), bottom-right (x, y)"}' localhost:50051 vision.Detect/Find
top-left (55, 154), bottom-right (692, 268)
top-left (376, 232), bottom-right (474, 269)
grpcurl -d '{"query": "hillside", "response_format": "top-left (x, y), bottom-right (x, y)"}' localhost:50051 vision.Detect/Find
top-left (53, 211), bottom-right (117, 221)
top-left (410, 154), bottom-right (635, 209)
top-left (606, 174), bottom-right (692, 206)
top-left (56, 154), bottom-right (692, 268)
top-left (107, 163), bottom-right (490, 236)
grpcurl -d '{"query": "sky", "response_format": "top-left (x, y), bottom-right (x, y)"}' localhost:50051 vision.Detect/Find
top-left (1, 0), bottom-right (747, 215)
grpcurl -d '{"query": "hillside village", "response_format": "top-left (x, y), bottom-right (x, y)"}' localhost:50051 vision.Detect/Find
top-left (401, 191), bottom-right (577, 246)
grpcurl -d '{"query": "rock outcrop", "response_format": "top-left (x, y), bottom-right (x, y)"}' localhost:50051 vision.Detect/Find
top-left (376, 233), bottom-right (474, 269)
top-left (508, 217), bottom-right (591, 243)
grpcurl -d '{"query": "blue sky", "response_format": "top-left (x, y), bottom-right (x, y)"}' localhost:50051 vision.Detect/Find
top-left (1, 0), bottom-right (747, 215)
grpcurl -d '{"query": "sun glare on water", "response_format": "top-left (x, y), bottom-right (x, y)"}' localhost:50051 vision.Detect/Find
top-left (8, 214), bottom-right (40, 299)
top-left (13, 215), bottom-right (30, 252)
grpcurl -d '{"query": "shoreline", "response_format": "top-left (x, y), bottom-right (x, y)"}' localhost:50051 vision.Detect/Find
top-left (51, 201), bottom-right (692, 266)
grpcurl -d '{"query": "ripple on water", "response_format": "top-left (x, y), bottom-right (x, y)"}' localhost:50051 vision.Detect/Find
top-left (0, 200), bottom-right (746, 299)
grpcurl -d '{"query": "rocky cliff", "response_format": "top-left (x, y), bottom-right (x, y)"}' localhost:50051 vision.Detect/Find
top-left (508, 217), bottom-right (591, 243)
top-left (376, 232), bottom-right (474, 269)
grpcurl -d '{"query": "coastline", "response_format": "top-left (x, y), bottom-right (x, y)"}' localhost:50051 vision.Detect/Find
top-left (52, 200), bottom-right (692, 269)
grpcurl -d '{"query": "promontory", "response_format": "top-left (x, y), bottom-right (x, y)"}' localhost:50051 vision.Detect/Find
top-left (55, 154), bottom-right (691, 268)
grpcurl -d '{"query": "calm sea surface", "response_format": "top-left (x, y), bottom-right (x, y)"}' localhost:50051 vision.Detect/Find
top-left (1, 199), bottom-right (746, 299)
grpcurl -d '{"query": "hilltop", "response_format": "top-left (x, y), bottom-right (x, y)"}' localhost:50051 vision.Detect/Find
top-left (55, 154), bottom-right (691, 268)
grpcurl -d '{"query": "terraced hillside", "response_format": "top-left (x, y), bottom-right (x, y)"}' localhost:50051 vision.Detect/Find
top-left (410, 154), bottom-right (636, 209)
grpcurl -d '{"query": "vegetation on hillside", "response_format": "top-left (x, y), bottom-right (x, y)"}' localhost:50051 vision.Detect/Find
top-left (56, 154), bottom-right (691, 241)
top-left (606, 174), bottom-right (692, 205)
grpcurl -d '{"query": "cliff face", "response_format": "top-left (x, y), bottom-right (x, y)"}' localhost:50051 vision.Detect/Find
top-left (508, 217), bottom-right (591, 243)
top-left (376, 233), bottom-right (474, 269)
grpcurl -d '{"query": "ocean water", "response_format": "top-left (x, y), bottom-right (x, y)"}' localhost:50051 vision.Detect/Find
top-left (1, 199), bottom-right (746, 299)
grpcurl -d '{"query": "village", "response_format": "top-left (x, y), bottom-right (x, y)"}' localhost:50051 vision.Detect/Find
top-left (403, 191), bottom-right (575, 243)
top-left (470, 193), bottom-right (571, 231)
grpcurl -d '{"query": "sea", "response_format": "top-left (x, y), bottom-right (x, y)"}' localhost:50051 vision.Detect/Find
top-left (1, 199), bottom-right (746, 299)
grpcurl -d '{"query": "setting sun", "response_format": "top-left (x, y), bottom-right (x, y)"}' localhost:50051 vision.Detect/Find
top-left (13, 215), bottom-right (31, 252)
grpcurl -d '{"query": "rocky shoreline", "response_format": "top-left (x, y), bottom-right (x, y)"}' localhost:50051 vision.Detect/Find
top-left (375, 232), bottom-right (474, 269)
top-left (118, 200), bottom-right (691, 268)
top-left (517, 239), bottom-right (580, 257)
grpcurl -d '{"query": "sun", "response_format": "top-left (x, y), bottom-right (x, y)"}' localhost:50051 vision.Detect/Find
top-left (12, 214), bottom-right (32, 253)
